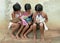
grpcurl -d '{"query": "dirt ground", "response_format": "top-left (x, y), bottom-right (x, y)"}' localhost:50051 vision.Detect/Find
top-left (0, 22), bottom-right (60, 43)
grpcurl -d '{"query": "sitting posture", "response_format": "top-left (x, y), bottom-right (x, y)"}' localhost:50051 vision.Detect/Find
top-left (32, 4), bottom-right (48, 41)
top-left (8, 3), bottom-right (23, 39)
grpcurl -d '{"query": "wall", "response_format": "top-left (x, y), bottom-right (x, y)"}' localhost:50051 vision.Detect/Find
top-left (0, 0), bottom-right (7, 29)
top-left (0, 0), bottom-right (60, 30)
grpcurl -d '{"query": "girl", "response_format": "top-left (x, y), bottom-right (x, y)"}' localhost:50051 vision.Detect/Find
top-left (22, 3), bottom-right (33, 39)
top-left (32, 4), bottom-right (48, 41)
top-left (8, 3), bottom-right (23, 39)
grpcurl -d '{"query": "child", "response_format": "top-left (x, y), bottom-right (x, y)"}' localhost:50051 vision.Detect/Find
top-left (23, 3), bottom-right (33, 39)
top-left (8, 3), bottom-right (23, 39)
top-left (32, 4), bottom-right (48, 41)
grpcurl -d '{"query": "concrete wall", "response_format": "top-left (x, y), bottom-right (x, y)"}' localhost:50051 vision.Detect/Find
top-left (0, 0), bottom-right (7, 29)
top-left (0, 0), bottom-right (60, 30)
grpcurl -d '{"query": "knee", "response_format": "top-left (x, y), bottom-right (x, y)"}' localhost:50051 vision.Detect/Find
top-left (16, 23), bottom-right (20, 27)
top-left (40, 23), bottom-right (44, 27)
top-left (13, 23), bottom-right (19, 28)
top-left (11, 23), bottom-right (15, 28)
top-left (26, 24), bottom-right (29, 28)
top-left (29, 25), bottom-right (33, 29)
top-left (28, 22), bottom-right (31, 25)
top-left (32, 23), bottom-right (36, 27)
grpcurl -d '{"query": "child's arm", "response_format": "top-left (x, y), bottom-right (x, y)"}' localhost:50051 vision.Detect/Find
top-left (44, 13), bottom-right (48, 23)
top-left (42, 11), bottom-right (48, 23)
top-left (32, 13), bottom-right (37, 23)
top-left (11, 13), bottom-right (15, 19)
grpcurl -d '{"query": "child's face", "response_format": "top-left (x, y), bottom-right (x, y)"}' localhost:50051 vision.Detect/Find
top-left (14, 10), bottom-right (20, 14)
top-left (27, 9), bottom-right (31, 14)
top-left (36, 11), bottom-right (42, 14)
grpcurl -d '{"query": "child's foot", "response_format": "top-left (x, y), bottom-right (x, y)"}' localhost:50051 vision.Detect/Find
top-left (11, 34), bottom-right (16, 39)
top-left (33, 36), bottom-right (36, 41)
top-left (16, 35), bottom-right (20, 40)
top-left (40, 38), bottom-right (45, 43)
top-left (24, 34), bottom-right (28, 39)
top-left (20, 35), bottom-right (25, 39)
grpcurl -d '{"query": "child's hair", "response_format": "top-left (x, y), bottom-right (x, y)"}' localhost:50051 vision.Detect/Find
top-left (24, 3), bottom-right (31, 11)
top-left (35, 4), bottom-right (43, 12)
top-left (13, 3), bottom-right (21, 11)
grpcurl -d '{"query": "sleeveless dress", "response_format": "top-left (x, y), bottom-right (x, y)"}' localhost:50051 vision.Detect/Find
top-left (8, 13), bottom-right (22, 29)
top-left (36, 14), bottom-right (48, 30)
top-left (23, 12), bottom-right (33, 23)
top-left (20, 15), bottom-right (28, 26)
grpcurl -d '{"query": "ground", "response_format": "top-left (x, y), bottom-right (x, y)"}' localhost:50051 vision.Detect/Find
top-left (0, 26), bottom-right (60, 43)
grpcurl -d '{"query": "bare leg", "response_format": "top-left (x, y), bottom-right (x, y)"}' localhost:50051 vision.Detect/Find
top-left (32, 23), bottom-right (37, 40)
top-left (24, 25), bottom-right (33, 39)
top-left (11, 23), bottom-right (19, 39)
top-left (21, 25), bottom-right (29, 39)
top-left (16, 25), bottom-right (24, 39)
top-left (39, 23), bottom-right (44, 42)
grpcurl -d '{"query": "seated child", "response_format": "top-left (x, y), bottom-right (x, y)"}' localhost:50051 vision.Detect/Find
top-left (8, 3), bottom-right (23, 39)
top-left (32, 4), bottom-right (48, 41)
top-left (22, 3), bottom-right (33, 39)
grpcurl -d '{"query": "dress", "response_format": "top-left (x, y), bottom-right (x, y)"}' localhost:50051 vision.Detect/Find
top-left (36, 14), bottom-right (48, 30)
top-left (8, 13), bottom-right (22, 29)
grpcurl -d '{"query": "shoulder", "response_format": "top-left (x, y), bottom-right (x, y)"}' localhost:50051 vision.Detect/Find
top-left (33, 12), bottom-right (37, 17)
top-left (30, 12), bottom-right (33, 17)
top-left (11, 12), bottom-right (15, 15)
top-left (42, 11), bottom-right (47, 17)
top-left (20, 11), bottom-right (24, 14)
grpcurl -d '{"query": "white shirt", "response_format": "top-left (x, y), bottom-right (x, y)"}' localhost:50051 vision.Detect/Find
top-left (36, 14), bottom-right (48, 30)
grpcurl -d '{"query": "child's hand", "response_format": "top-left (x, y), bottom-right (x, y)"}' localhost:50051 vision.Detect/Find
top-left (21, 16), bottom-right (27, 19)
top-left (40, 18), bottom-right (45, 22)
top-left (36, 20), bottom-right (40, 23)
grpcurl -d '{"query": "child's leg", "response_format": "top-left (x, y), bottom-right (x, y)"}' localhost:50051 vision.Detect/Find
top-left (24, 22), bottom-right (32, 39)
top-left (21, 25), bottom-right (29, 39)
top-left (16, 25), bottom-right (24, 39)
top-left (24, 25), bottom-right (33, 39)
top-left (39, 23), bottom-right (44, 41)
top-left (11, 23), bottom-right (19, 39)
top-left (8, 22), bottom-right (13, 29)
top-left (32, 23), bottom-right (37, 40)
